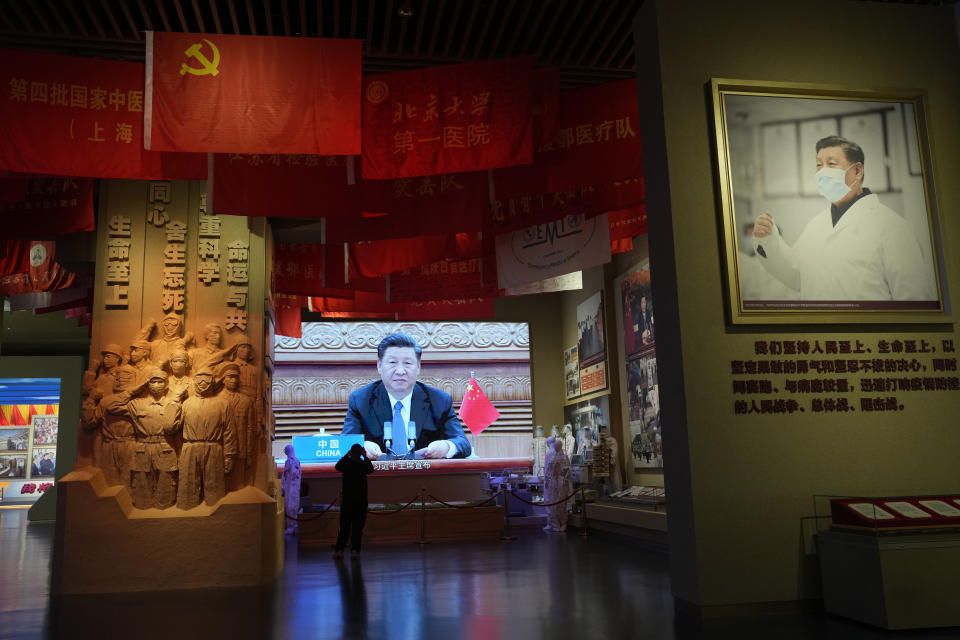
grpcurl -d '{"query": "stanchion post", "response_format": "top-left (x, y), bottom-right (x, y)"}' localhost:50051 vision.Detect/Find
top-left (500, 485), bottom-right (517, 541)
top-left (579, 485), bottom-right (590, 537)
top-left (416, 487), bottom-right (429, 546)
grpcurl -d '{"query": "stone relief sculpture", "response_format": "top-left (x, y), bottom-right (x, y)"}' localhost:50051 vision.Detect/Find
top-left (128, 368), bottom-right (182, 509)
top-left (221, 363), bottom-right (258, 489)
top-left (176, 367), bottom-right (237, 510)
top-left (81, 317), bottom-right (264, 510)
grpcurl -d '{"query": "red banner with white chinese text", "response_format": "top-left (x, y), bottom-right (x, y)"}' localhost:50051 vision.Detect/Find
top-left (0, 49), bottom-right (204, 179)
top-left (274, 242), bottom-right (386, 296)
top-left (608, 206), bottom-right (648, 243)
top-left (400, 298), bottom-right (495, 320)
top-left (326, 171), bottom-right (488, 242)
top-left (0, 176), bottom-right (94, 236)
top-left (388, 256), bottom-right (499, 303)
top-left (361, 57), bottom-right (533, 179)
top-left (494, 79), bottom-right (642, 196)
top-left (485, 178), bottom-right (644, 235)
top-left (348, 233), bottom-right (484, 279)
top-left (146, 33), bottom-right (361, 154)
top-left (213, 154), bottom-right (357, 218)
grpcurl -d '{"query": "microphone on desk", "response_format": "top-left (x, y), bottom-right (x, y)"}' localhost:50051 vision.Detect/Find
top-left (384, 421), bottom-right (393, 452)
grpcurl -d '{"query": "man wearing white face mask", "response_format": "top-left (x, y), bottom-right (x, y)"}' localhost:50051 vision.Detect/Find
top-left (752, 136), bottom-right (936, 301)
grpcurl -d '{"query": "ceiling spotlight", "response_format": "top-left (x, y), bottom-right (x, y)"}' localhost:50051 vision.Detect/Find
top-left (398, 2), bottom-right (414, 18)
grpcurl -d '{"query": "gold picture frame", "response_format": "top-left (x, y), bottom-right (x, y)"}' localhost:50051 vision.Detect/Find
top-left (710, 78), bottom-right (948, 324)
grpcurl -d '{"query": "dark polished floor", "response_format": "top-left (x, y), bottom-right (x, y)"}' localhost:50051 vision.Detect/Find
top-left (1, 509), bottom-right (959, 640)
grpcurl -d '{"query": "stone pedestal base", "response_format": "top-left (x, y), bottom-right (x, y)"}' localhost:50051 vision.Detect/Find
top-left (52, 466), bottom-right (284, 595)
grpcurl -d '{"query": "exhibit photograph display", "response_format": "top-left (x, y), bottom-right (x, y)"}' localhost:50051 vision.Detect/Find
top-left (711, 79), bottom-right (947, 324)
top-left (0, 379), bottom-right (61, 502)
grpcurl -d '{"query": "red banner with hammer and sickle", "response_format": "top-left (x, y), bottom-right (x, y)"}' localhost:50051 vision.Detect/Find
top-left (146, 32), bottom-right (361, 154)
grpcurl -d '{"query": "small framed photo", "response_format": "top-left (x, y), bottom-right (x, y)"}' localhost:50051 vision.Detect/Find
top-left (31, 414), bottom-right (58, 446)
top-left (711, 78), bottom-right (947, 324)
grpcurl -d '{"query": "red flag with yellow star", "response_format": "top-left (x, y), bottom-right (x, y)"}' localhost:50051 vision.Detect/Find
top-left (458, 377), bottom-right (500, 435)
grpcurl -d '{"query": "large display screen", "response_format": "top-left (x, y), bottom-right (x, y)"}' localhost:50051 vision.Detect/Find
top-left (0, 378), bottom-right (61, 503)
top-left (273, 321), bottom-right (531, 459)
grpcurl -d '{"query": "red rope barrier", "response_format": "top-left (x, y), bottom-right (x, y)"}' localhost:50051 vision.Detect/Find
top-left (508, 488), bottom-right (580, 508)
top-left (426, 490), bottom-right (503, 509)
top-left (286, 498), bottom-right (339, 522)
top-left (367, 495), bottom-right (420, 515)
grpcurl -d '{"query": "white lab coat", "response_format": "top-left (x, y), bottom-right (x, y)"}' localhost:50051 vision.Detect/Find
top-left (753, 194), bottom-right (936, 301)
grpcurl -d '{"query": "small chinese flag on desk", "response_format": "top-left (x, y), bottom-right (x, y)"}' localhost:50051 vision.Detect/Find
top-left (458, 377), bottom-right (500, 435)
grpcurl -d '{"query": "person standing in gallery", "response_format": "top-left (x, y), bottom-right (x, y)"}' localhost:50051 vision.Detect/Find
top-left (282, 444), bottom-right (301, 536)
top-left (333, 443), bottom-right (375, 558)
top-left (752, 135), bottom-right (936, 301)
top-left (544, 439), bottom-right (571, 533)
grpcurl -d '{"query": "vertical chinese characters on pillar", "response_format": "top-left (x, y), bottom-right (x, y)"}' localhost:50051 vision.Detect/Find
top-left (197, 194), bottom-right (221, 285)
top-left (226, 237), bottom-right (249, 332)
top-left (155, 182), bottom-right (186, 314)
top-left (105, 214), bottom-right (131, 309)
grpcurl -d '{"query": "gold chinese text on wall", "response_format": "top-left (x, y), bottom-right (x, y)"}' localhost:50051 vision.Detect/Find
top-left (155, 182), bottom-right (187, 314)
top-left (732, 338), bottom-right (958, 416)
top-left (105, 214), bottom-right (131, 308)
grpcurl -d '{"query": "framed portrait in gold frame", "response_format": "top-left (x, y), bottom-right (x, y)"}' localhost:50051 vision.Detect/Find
top-left (710, 78), bottom-right (948, 324)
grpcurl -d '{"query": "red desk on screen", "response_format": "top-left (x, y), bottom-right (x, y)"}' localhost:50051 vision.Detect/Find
top-left (278, 457), bottom-right (531, 505)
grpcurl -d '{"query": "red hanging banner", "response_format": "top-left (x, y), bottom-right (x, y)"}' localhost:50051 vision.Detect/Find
top-left (361, 57), bottom-right (534, 179)
top-left (275, 293), bottom-right (305, 338)
top-left (494, 79), bottom-right (642, 197)
top-left (146, 32), bottom-right (361, 154)
top-left (388, 256), bottom-right (499, 303)
top-left (212, 154), bottom-right (357, 218)
top-left (0, 48), bottom-right (205, 179)
top-left (326, 171), bottom-right (488, 242)
top-left (399, 298), bottom-right (495, 320)
top-left (532, 67), bottom-right (560, 146)
top-left (485, 178), bottom-right (644, 235)
top-left (0, 176), bottom-right (94, 237)
top-left (348, 233), bottom-right (483, 279)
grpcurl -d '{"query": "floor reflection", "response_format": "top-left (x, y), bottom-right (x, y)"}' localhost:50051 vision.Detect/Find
top-left (2, 510), bottom-right (947, 639)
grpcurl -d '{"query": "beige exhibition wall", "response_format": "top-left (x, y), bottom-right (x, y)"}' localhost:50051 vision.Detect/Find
top-left (494, 294), bottom-right (565, 431)
top-left (637, 0), bottom-right (960, 607)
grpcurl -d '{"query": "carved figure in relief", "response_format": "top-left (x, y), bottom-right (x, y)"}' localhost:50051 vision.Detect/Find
top-left (81, 344), bottom-right (124, 443)
top-left (176, 367), bottom-right (237, 510)
top-left (529, 425), bottom-right (547, 477)
top-left (95, 366), bottom-right (140, 493)
top-left (543, 439), bottom-right (570, 533)
top-left (189, 323), bottom-right (233, 373)
top-left (165, 348), bottom-right (193, 401)
top-left (562, 424), bottom-right (576, 460)
top-left (231, 339), bottom-right (260, 400)
top-left (137, 314), bottom-right (193, 367)
top-left (230, 338), bottom-right (262, 429)
top-left (281, 444), bottom-right (301, 535)
top-left (221, 363), bottom-right (257, 489)
top-left (128, 340), bottom-right (153, 381)
top-left (128, 368), bottom-right (182, 509)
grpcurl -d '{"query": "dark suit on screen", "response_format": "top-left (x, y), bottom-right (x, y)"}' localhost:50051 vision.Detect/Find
top-left (342, 380), bottom-right (472, 458)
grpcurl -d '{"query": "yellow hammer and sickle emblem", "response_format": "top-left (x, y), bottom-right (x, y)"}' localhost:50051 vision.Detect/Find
top-left (180, 39), bottom-right (221, 77)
